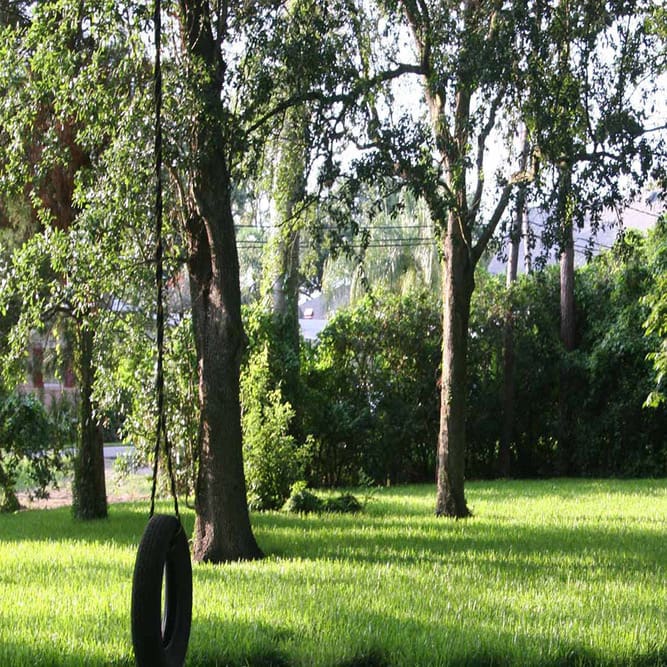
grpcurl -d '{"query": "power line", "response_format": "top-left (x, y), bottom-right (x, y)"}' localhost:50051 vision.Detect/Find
top-left (626, 205), bottom-right (662, 219)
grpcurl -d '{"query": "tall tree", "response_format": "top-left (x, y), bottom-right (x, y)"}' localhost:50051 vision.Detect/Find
top-left (351, 0), bottom-right (663, 515)
top-left (168, 0), bottom-right (360, 561)
top-left (0, 1), bottom-right (128, 519)
top-left (369, 1), bottom-right (533, 516)
top-left (522, 0), bottom-right (663, 472)
top-left (500, 127), bottom-right (530, 477)
top-left (172, 0), bottom-right (263, 562)
top-left (259, 104), bottom-right (310, 446)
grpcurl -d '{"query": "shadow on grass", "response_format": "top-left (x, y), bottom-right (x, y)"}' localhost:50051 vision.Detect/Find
top-left (2, 608), bottom-right (666, 667)
top-left (2, 483), bottom-right (666, 666)
top-left (0, 502), bottom-right (196, 548)
top-left (252, 510), bottom-right (666, 580)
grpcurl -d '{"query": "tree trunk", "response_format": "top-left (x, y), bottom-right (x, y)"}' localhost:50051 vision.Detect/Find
top-left (264, 105), bottom-right (308, 430)
top-left (0, 459), bottom-right (20, 512)
top-left (190, 245), bottom-right (262, 562)
top-left (522, 211), bottom-right (532, 275)
top-left (435, 212), bottom-right (474, 518)
top-left (558, 161), bottom-right (575, 475)
top-left (179, 0), bottom-right (262, 562)
top-left (560, 231), bottom-right (575, 352)
top-left (269, 105), bottom-right (305, 327)
top-left (499, 189), bottom-right (526, 477)
top-left (72, 322), bottom-right (107, 520)
top-left (186, 147), bottom-right (262, 564)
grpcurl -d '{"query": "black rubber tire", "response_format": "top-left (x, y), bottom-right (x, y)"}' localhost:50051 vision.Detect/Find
top-left (131, 514), bottom-right (192, 667)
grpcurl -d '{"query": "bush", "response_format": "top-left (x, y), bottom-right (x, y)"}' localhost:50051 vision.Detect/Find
top-left (301, 289), bottom-right (440, 486)
top-left (283, 481), bottom-right (323, 514)
top-left (467, 237), bottom-right (667, 479)
top-left (283, 482), bottom-right (363, 515)
top-left (322, 493), bottom-right (362, 514)
top-left (241, 317), bottom-right (308, 511)
top-left (0, 392), bottom-right (71, 512)
top-left (299, 247), bottom-right (667, 483)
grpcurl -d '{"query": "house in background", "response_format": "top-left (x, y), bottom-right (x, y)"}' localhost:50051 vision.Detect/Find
top-left (487, 193), bottom-right (664, 276)
top-left (19, 333), bottom-right (77, 408)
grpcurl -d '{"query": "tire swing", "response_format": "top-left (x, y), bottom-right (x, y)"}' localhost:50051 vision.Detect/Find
top-left (131, 0), bottom-right (192, 663)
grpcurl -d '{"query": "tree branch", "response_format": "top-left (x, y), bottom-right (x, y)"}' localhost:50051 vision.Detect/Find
top-left (471, 181), bottom-right (513, 266)
top-left (244, 63), bottom-right (423, 137)
top-left (470, 86), bottom-right (506, 218)
top-left (471, 146), bottom-right (537, 266)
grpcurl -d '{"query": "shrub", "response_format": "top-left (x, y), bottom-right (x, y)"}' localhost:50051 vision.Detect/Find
top-left (283, 482), bottom-right (363, 515)
top-left (283, 481), bottom-right (323, 514)
top-left (301, 289), bottom-right (440, 486)
top-left (0, 392), bottom-right (70, 512)
top-left (322, 493), bottom-right (362, 514)
top-left (242, 339), bottom-right (307, 511)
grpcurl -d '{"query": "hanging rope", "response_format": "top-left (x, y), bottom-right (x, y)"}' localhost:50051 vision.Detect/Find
top-left (149, 0), bottom-right (179, 521)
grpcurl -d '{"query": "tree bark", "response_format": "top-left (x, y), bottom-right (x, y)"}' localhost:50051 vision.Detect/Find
top-left (558, 220), bottom-right (576, 475)
top-left (522, 211), bottom-right (532, 275)
top-left (72, 322), bottom-right (107, 520)
top-left (435, 211), bottom-right (474, 518)
top-left (179, 0), bottom-right (262, 562)
top-left (268, 105), bottom-right (306, 326)
top-left (189, 234), bottom-right (262, 562)
top-left (560, 230), bottom-right (575, 352)
top-left (557, 161), bottom-right (575, 475)
top-left (499, 186), bottom-right (526, 477)
top-left (187, 177), bottom-right (262, 562)
top-left (265, 105), bottom-right (309, 429)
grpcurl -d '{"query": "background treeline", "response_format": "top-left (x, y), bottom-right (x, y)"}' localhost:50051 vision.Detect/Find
top-left (7, 216), bottom-right (664, 512)
top-left (237, 222), bottom-right (667, 503)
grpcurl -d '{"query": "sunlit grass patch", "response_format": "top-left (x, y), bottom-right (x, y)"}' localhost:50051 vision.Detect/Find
top-left (0, 479), bottom-right (665, 665)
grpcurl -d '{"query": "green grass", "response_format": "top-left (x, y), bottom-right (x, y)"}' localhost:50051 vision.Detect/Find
top-left (0, 479), bottom-right (666, 666)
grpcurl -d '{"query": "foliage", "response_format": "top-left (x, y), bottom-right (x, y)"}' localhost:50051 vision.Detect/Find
top-left (282, 480), bottom-right (323, 514)
top-left (283, 480), bottom-right (362, 514)
top-left (0, 392), bottom-right (73, 512)
top-left (524, 0), bottom-right (662, 241)
top-left (643, 216), bottom-right (667, 407)
top-left (100, 313), bottom-right (199, 500)
top-left (467, 267), bottom-right (562, 477)
top-left (468, 233), bottom-right (667, 478)
top-left (241, 307), bottom-right (308, 511)
top-left (568, 231), bottom-right (663, 475)
top-left (301, 289), bottom-right (440, 486)
top-left (322, 493), bottom-right (362, 514)
top-left (298, 237), bottom-right (667, 483)
top-left (0, 0), bottom-right (156, 519)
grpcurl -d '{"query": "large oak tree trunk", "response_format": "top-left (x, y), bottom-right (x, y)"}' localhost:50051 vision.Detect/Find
top-left (179, 0), bottom-right (261, 562)
top-left (186, 140), bottom-right (263, 563)
top-left (187, 179), bottom-right (262, 563)
top-left (72, 323), bottom-right (107, 520)
top-left (435, 213), bottom-right (474, 518)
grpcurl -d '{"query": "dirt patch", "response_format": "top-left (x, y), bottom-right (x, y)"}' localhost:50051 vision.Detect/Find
top-left (17, 486), bottom-right (150, 510)
top-left (16, 463), bottom-right (152, 511)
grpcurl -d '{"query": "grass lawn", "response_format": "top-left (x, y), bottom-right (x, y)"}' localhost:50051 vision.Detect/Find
top-left (0, 479), bottom-right (665, 666)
